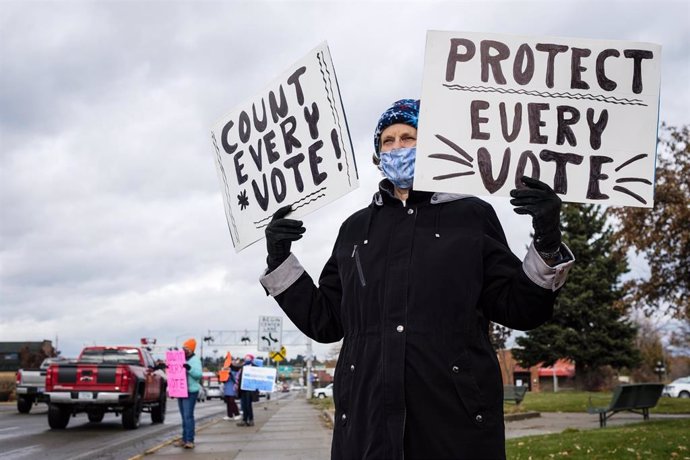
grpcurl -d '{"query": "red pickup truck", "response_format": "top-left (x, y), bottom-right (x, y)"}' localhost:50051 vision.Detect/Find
top-left (44, 346), bottom-right (167, 429)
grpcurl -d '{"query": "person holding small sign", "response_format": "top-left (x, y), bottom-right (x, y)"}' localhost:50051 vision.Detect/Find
top-left (237, 354), bottom-right (256, 427)
top-left (173, 338), bottom-right (202, 449)
top-left (260, 99), bottom-right (574, 459)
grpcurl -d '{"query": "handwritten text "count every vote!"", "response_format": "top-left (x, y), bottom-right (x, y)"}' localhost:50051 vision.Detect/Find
top-left (219, 67), bottom-right (344, 212)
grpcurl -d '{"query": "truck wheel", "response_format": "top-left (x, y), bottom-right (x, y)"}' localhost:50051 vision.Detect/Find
top-left (87, 409), bottom-right (105, 423)
top-left (151, 387), bottom-right (166, 424)
top-left (48, 404), bottom-right (71, 429)
top-left (17, 396), bottom-right (33, 414)
top-left (122, 394), bottom-right (142, 429)
top-left (679, 391), bottom-right (690, 399)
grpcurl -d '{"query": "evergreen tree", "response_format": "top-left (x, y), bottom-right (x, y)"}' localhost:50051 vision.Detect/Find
top-left (512, 204), bottom-right (640, 390)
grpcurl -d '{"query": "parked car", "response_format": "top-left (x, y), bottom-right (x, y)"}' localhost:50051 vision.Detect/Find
top-left (44, 346), bottom-right (167, 429)
top-left (15, 357), bottom-right (69, 414)
top-left (664, 376), bottom-right (690, 398)
top-left (206, 383), bottom-right (223, 400)
top-left (313, 383), bottom-right (333, 399)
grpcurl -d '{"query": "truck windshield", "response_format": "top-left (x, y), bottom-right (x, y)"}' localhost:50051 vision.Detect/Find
top-left (80, 349), bottom-right (141, 365)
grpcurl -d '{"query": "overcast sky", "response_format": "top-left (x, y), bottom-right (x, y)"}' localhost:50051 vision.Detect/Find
top-left (1, 0), bottom-right (688, 361)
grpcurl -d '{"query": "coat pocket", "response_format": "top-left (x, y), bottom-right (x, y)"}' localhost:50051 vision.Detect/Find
top-left (449, 353), bottom-right (495, 428)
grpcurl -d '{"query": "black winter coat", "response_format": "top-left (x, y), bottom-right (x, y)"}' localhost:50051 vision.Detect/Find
top-left (262, 181), bottom-right (567, 459)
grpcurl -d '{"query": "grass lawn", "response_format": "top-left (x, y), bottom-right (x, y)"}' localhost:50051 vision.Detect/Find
top-left (506, 418), bottom-right (690, 459)
top-left (307, 391), bottom-right (690, 415)
top-left (514, 391), bottom-right (690, 414)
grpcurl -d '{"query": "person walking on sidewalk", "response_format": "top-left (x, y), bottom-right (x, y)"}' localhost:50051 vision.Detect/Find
top-left (174, 338), bottom-right (202, 449)
top-left (260, 99), bottom-right (574, 459)
top-left (237, 354), bottom-right (256, 427)
top-left (222, 359), bottom-right (241, 420)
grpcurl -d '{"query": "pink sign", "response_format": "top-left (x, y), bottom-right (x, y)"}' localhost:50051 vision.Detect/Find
top-left (166, 350), bottom-right (188, 398)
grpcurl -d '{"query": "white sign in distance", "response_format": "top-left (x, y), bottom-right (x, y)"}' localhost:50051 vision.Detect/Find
top-left (211, 42), bottom-right (359, 251)
top-left (415, 31), bottom-right (661, 208)
top-left (240, 366), bottom-right (277, 393)
top-left (258, 315), bottom-right (283, 352)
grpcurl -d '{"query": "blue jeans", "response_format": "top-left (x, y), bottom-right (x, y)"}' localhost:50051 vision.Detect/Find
top-left (240, 391), bottom-right (254, 422)
top-left (178, 392), bottom-right (198, 442)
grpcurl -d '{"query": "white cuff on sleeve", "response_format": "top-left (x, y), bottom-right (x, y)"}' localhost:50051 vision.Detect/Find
top-left (259, 253), bottom-right (305, 297)
top-left (522, 242), bottom-right (575, 291)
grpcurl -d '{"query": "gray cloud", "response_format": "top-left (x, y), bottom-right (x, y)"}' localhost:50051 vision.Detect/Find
top-left (1, 0), bottom-right (687, 359)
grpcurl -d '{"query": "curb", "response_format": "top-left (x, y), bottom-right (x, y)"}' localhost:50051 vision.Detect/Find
top-left (505, 411), bottom-right (541, 422)
top-left (127, 417), bottom-right (222, 460)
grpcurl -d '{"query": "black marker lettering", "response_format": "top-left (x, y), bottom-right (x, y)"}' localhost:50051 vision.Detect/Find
top-left (556, 105), bottom-right (580, 147)
top-left (587, 155), bottom-right (613, 200)
top-left (221, 120), bottom-right (237, 155)
top-left (280, 116), bottom-right (302, 155)
top-left (499, 102), bottom-right (522, 142)
top-left (269, 85), bottom-right (288, 123)
top-left (304, 102), bottom-right (320, 140)
top-left (308, 140), bottom-right (327, 186)
top-left (251, 174), bottom-right (269, 211)
top-left (539, 149), bottom-right (584, 194)
top-left (446, 38), bottom-right (476, 82)
top-left (478, 147), bottom-right (511, 193)
top-left (515, 150), bottom-right (540, 189)
top-left (470, 100), bottom-right (490, 140)
top-left (513, 43), bottom-right (535, 85)
top-left (480, 40), bottom-right (510, 84)
top-left (571, 47), bottom-right (591, 90)
top-left (233, 150), bottom-right (248, 186)
top-left (624, 49), bottom-right (654, 94)
top-left (586, 108), bottom-right (608, 150)
top-left (270, 168), bottom-right (287, 204)
top-left (536, 43), bottom-right (569, 88)
top-left (238, 110), bottom-right (251, 143)
top-left (596, 49), bottom-right (620, 91)
top-left (528, 103), bottom-right (550, 144)
top-left (264, 130), bottom-right (280, 164)
top-left (287, 66), bottom-right (307, 106)
top-left (252, 99), bottom-right (268, 133)
top-left (283, 153), bottom-right (306, 193)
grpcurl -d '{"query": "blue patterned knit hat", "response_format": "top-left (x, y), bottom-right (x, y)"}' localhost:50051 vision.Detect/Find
top-left (373, 99), bottom-right (420, 159)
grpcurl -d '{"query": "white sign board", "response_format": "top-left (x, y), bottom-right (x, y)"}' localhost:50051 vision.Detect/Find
top-left (240, 366), bottom-right (277, 392)
top-left (258, 315), bottom-right (282, 352)
top-left (415, 31), bottom-right (661, 207)
top-left (211, 42), bottom-right (359, 251)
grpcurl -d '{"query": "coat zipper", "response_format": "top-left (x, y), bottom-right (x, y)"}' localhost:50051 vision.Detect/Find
top-left (351, 244), bottom-right (366, 287)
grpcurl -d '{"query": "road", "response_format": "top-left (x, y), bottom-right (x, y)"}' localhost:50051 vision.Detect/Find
top-left (0, 396), bottom-right (235, 460)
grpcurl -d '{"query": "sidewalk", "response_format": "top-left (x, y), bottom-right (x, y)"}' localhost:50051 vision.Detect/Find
top-left (138, 395), bottom-right (331, 459)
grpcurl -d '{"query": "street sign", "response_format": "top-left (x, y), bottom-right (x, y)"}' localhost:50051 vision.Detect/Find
top-left (258, 316), bottom-right (283, 352)
top-left (269, 346), bottom-right (287, 363)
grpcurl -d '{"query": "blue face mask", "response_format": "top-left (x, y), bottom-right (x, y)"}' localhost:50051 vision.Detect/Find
top-left (380, 147), bottom-right (416, 189)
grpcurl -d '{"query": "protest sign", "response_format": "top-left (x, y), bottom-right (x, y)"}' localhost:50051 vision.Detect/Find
top-left (415, 31), bottom-right (661, 207)
top-left (165, 350), bottom-right (188, 398)
top-left (240, 366), bottom-right (277, 393)
top-left (211, 42), bottom-right (358, 251)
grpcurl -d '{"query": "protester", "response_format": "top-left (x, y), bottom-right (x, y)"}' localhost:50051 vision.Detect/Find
top-left (260, 99), bottom-right (575, 459)
top-left (222, 359), bottom-right (241, 421)
top-left (174, 338), bottom-right (202, 449)
top-left (237, 354), bottom-right (256, 427)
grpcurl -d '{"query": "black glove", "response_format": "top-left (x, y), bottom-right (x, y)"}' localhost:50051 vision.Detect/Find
top-left (183, 363), bottom-right (191, 371)
top-left (265, 205), bottom-right (306, 271)
top-left (509, 176), bottom-right (562, 254)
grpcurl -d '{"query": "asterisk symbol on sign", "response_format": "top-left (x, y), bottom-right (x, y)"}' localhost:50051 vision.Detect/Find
top-left (237, 189), bottom-right (249, 210)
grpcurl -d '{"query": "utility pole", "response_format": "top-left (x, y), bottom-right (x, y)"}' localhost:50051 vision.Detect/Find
top-left (306, 338), bottom-right (313, 400)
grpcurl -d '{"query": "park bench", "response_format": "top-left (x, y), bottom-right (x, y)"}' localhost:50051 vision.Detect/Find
top-left (504, 385), bottom-right (528, 405)
top-left (587, 383), bottom-right (664, 427)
